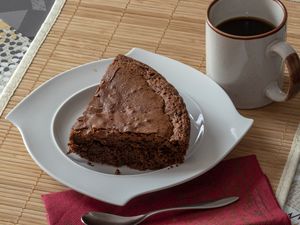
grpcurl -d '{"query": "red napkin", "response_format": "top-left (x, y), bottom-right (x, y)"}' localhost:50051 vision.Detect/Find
top-left (42, 155), bottom-right (291, 225)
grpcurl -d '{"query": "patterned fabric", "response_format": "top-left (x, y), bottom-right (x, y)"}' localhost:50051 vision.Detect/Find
top-left (0, 0), bottom-right (54, 38)
top-left (285, 164), bottom-right (300, 225)
top-left (0, 20), bottom-right (31, 94)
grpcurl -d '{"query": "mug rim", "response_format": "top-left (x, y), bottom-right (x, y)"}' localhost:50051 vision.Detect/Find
top-left (206, 0), bottom-right (287, 40)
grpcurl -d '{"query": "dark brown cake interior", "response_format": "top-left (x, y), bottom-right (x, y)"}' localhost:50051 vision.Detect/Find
top-left (68, 55), bottom-right (190, 170)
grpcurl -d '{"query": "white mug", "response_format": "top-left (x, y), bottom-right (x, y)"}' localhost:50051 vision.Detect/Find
top-left (206, 0), bottom-right (300, 109)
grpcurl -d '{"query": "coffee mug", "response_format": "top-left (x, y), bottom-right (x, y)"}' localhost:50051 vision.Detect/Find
top-left (206, 0), bottom-right (300, 109)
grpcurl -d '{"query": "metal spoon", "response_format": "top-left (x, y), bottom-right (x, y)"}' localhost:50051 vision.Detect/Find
top-left (81, 196), bottom-right (239, 225)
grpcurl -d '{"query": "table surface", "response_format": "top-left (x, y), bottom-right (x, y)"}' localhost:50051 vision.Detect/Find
top-left (1, 0), bottom-right (300, 224)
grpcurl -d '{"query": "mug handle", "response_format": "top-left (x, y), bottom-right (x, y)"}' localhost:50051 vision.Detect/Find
top-left (265, 41), bottom-right (300, 102)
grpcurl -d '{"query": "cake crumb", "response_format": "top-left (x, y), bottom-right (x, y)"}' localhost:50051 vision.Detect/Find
top-left (115, 169), bottom-right (121, 175)
top-left (168, 165), bottom-right (174, 169)
top-left (87, 161), bottom-right (94, 166)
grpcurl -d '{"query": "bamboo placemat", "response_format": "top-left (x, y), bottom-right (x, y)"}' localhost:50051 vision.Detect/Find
top-left (0, 0), bottom-right (300, 224)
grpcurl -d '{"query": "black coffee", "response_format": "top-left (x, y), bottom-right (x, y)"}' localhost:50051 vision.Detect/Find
top-left (216, 17), bottom-right (275, 36)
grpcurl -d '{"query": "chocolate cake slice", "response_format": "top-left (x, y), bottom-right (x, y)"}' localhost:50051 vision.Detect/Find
top-left (68, 55), bottom-right (190, 170)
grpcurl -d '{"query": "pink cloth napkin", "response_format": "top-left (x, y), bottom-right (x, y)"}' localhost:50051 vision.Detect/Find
top-left (42, 155), bottom-right (291, 225)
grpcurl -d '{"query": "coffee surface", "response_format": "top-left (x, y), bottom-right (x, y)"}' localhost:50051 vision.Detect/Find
top-left (217, 17), bottom-right (275, 36)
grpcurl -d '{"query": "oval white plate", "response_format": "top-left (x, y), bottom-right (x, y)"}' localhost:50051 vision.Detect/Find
top-left (52, 84), bottom-right (204, 175)
top-left (6, 48), bottom-right (253, 206)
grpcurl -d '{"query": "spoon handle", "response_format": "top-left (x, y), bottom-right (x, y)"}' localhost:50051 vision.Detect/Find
top-left (145, 196), bottom-right (239, 218)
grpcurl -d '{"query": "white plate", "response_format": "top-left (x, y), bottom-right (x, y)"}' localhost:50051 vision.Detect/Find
top-left (6, 48), bottom-right (253, 206)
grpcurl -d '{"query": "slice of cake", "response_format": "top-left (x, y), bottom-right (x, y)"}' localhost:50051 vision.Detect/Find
top-left (68, 55), bottom-right (190, 170)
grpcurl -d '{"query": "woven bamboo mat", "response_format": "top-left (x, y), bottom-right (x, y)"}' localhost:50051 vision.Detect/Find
top-left (0, 0), bottom-right (300, 224)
